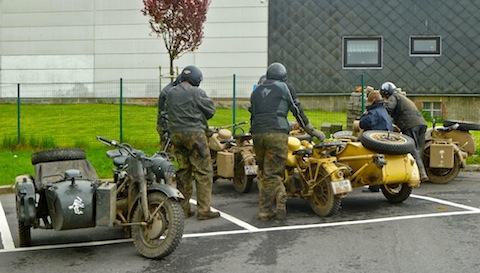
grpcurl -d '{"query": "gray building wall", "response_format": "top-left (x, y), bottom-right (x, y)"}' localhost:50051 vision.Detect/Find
top-left (0, 0), bottom-right (268, 97)
top-left (268, 0), bottom-right (480, 95)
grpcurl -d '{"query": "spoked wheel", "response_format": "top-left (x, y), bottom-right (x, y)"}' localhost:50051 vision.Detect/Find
top-left (380, 183), bottom-right (412, 203)
top-left (233, 153), bottom-right (254, 193)
top-left (131, 192), bottom-right (184, 259)
top-left (423, 147), bottom-right (461, 184)
top-left (360, 131), bottom-right (415, 155)
top-left (308, 167), bottom-right (341, 217)
top-left (18, 220), bottom-right (31, 247)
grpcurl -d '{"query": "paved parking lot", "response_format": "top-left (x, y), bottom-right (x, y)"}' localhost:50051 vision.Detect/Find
top-left (1, 172), bottom-right (480, 272)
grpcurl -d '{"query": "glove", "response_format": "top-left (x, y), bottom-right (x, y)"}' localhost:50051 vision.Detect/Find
top-left (304, 123), bottom-right (326, 141)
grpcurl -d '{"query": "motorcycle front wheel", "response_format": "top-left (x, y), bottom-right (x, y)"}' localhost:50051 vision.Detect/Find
top-left (131, 192), bottom-right (184, 259)
top-left (308, 167), bottom-right (341, 217)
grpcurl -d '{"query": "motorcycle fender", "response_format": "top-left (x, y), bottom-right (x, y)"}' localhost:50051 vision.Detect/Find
top-left (14, 175), bottom-right (37, 224)
top-left (127, 184), bottom-right (185, 221)
top-left (148, 183), bottom-right (185, 201)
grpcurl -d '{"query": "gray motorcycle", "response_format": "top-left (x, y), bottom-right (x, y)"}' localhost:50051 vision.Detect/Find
top-left (15, 136), bottom-right (184, 259)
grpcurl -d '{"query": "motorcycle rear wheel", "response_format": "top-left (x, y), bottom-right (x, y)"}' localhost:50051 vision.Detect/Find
top-left (308, 167), bottom-right (341, 217)
top-left (233, 153), bottom-right (254, 193)
top-left (131, 192), bottom-right (184, 259)
top-left (423, 147), bottom-right (461, 184)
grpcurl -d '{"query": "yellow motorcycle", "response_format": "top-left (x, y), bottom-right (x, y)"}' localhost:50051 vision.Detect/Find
top-left (285, 129), bottom-right (420, 216)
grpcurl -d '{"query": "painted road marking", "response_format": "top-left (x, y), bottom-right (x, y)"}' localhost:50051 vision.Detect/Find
top-left (1, 194), bottom-right (479, 254)
top-left (0, 201), bottom-right (15, 250)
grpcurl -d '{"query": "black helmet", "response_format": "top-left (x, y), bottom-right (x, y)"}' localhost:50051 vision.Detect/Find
top-left (380, 81), bottom-right (397, 97)
top-left (180, 65), bottom-right (203, 86)
top-left (257, 74), bottom-right (267, 85)
top-left (266, 63), bottom-right (287, 81)
top-left (173, 74), bottom-right (182, 85)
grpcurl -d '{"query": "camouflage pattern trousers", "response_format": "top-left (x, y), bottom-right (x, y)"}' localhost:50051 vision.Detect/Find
top-left (252, 133), bottom-right (288, 215)
top-left (170, 131), bottom-right (214, 214)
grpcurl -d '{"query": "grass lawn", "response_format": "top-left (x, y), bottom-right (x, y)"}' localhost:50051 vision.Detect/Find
top-left (1, 104), bottom-right (479, 186)
top-left (0, 104), bottom-right (345, 186)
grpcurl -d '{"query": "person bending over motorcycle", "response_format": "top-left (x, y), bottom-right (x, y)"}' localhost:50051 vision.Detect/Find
top-left (359, 90), bottom-right (393, 192)
top-left (249, 62), bottom-right (325, 220)
top-left (165, 65), bottom-right (220, 220)
top-left (380, 81), bottom-right (429, 183)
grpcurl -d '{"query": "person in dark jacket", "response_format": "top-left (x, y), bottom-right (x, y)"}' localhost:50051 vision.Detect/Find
top-left (249, 62), bottom-right (325, 220)
top-left (381, 81), bottom-right (429, 183)
top-left (359, 90), bottom-right (393, 192)
top-left (359, 90), bottom-right (393, 132)
top-left (157, 74), bottom-right (181, 151)
top-left (166, 65), bottom-right (220, 220)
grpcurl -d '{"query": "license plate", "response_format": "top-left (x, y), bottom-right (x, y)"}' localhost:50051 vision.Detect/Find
top-left (244, 165), bottom-right (258, 175)
top-left (331, 179), bottom-right (352, 195)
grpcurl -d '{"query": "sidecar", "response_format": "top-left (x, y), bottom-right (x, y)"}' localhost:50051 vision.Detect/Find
top-left (14, 148), bottom-right (116, 246)
top-left (333, 130), bottom-right (421, 203)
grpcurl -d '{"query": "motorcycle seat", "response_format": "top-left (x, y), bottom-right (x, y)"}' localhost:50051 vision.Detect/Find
top-left (294, 134), bottom-right (312, 142)
top-left (292, 148), bottom-right (312, 156)
top-left (113, 156), bottom-right (127, 167)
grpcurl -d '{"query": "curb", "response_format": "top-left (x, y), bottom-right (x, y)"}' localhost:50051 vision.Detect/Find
top-left (0, 185), bottom-right (14, 195)
top-left (463, 164), bottom-right (480, 172)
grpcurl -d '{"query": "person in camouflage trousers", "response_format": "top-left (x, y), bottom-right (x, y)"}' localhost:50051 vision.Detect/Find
top-left (166, 65), bottom-right (220, 221)
top-left (250, 63), bottom-right (325, 220)
top-left (252, 133), bottom-right (289, 220)
top-left (170, 132), bottom-right (215, 218)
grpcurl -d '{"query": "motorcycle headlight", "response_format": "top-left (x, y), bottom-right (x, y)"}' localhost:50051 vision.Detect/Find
top-left (152, 157), bottom-right (176, 179)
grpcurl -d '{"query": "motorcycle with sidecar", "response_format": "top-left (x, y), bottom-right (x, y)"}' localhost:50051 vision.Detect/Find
top-left (208, 121), bottom-right (258, 193)
top-left (14, 137), bottom-right (184, 259)
top-left (284, 128), bottom-right (420, 216)
top-left (423, 119), bottom-right (480, 184)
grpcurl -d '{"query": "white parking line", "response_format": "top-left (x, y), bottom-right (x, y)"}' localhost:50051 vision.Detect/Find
top-left (1, 195), bottom-right (479, 254)
top-left (0, 201), bottom-right (15, 250)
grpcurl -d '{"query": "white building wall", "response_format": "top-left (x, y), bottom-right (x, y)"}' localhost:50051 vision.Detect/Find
top-left (0, 0), bottom-right (268, 97)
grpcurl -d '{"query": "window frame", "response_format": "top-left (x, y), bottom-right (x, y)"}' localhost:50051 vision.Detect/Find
top-left (410, 36), bottom-right (442, 57)
top-left (422, 101), bottom-right (443, 119)
top-left (342, 36), bottom-right (383, 69)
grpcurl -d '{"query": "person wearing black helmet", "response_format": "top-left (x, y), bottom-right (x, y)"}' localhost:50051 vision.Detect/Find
top-left (380, 81), bottom-right (429, 183)
top-left (157, 74), bottom-right (181, 149)
top-left (249, 62), bottom-right (325, 220)
top-left (166, 65), bottom-right (220, 220)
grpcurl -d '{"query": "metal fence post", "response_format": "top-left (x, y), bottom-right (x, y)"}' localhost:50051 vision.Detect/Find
top-left (17, 83), bottom-right (21, 145)
top-left (232, 74), bottom-right (237, 131)
top-left (361, 74), bottom-right (365, 113)
top-left (120, 78), bottom-right (123, 143)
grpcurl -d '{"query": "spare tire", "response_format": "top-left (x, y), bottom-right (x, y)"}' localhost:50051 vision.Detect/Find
top-left (442, 119), bottom-right (480, 131)
top-left (31, 148), bottom-right (87, 165)
top-left (359, 131), bottom-right (415, 155)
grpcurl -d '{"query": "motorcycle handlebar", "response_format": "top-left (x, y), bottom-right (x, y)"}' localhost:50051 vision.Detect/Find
top-left (216, 121), bottom-right (248, 130)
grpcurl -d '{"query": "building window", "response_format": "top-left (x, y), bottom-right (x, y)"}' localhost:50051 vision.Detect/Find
top-left (410, 36), bottom-right (441, 56)
top-left (343, 36), bottom-right (382, 69)
top-left (422, 101), bottom-right (442, 119)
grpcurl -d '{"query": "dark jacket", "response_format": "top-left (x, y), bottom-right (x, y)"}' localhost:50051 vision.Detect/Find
top-left (384, 92), bottom-right (426, 131)
top-left (157, 81), bottom-right (176, 128)
top-left (166, 82), bottom-right (216, 132)
top-left (249, 79), bottom-right (310, 134)
top-left (359, 100), bottom-right (393, 131)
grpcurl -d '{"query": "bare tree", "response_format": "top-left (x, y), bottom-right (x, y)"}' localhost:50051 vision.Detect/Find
top-left (142, 0), bottom-right (211, 79)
